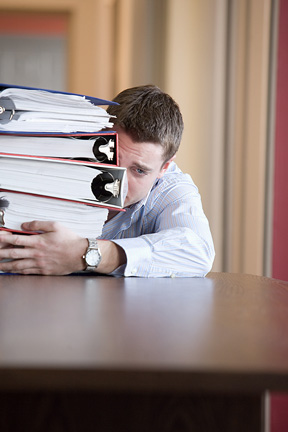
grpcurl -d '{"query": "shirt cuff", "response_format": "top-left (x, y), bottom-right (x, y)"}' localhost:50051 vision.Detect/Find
top-left (110, 237), bottom-right (151, 277)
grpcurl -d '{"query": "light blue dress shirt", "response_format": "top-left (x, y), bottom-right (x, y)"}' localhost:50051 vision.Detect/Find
top-left (98, 162), bottom-right (215, 277)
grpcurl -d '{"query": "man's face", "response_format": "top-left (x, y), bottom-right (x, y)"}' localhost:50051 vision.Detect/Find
top-left (116, 127), bottom-right (171, 207)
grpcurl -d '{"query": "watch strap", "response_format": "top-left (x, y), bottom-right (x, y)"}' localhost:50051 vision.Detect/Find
top-left (88, 238), bottom-right (98, 250)
top-left (83, 238), bottom-right (101, 271)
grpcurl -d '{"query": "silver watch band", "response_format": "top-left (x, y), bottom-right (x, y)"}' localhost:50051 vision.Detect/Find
top-left (88, 238), bottom-right (98, 249)
top-left (83, 238), bottom-right (102, 271)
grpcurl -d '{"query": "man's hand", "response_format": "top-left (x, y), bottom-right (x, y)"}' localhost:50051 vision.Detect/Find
top-left (0, 221), bottom-right (127, 275)
top-left (0, 221), bottom-right (87, 275)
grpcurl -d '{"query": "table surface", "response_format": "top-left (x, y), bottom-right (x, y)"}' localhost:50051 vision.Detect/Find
top-left (1, 272), bottom-right (288, 393)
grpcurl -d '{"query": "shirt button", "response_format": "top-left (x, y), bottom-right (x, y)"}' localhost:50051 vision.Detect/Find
top-left (131, 268), bottom-right (137, 275)
top-left (170, 273), bottom-right (176, 278)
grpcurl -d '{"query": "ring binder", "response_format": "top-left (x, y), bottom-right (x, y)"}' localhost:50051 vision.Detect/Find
top-left (0, 132), bottom-right (118, 165)
top-left (0, 155), bottom-right (127, 209)
top-left (0, 84), bottom-right (126, 237)
top-left (0, 84), bottom-right (117, 133)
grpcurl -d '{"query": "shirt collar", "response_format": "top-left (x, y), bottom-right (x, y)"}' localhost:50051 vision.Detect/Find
top-left (126, 192), bottom-right (149, 214)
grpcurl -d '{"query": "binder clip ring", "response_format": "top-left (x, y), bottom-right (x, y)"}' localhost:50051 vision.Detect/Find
top-left (0, 97), bottom-right (17, 123)
top-left (0, 209), bottom-right (5, 227)
top-left (91, 172), bottom-right (120, 203)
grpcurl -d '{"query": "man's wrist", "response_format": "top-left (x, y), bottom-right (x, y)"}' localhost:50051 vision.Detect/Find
top-left (92, 240), bottom-right (126, 274)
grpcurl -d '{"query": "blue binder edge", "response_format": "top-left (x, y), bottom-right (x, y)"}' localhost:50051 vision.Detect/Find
top-left (0, 83), bottom-right (118, 107)
top-left (0, 130), bottom-right (117, 136)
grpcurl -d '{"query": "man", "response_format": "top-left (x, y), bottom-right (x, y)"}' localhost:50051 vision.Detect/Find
top-left (0, 85), bottom-right (215, 277)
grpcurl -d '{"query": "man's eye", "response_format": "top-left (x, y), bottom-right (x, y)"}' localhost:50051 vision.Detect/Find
top-left (134, 168), bottom-right (146, 176)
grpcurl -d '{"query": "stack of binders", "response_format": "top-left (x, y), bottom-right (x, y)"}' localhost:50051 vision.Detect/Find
top-left (0, 84), bottom-right (127, 238)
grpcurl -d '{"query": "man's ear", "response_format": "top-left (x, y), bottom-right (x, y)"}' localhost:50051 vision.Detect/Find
top-left (157, 155), bottom-right (176, 178)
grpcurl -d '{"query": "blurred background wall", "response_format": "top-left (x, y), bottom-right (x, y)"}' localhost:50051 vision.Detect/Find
top-left (0, 0), bottom-right (286, 279)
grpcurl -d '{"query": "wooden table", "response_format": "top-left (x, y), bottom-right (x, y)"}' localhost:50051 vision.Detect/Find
top-left (0, 272), bottom-right (288, 431)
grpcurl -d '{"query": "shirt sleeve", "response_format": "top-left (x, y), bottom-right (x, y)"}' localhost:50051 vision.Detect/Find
top-left (109, 191), bottom-right (215, 278)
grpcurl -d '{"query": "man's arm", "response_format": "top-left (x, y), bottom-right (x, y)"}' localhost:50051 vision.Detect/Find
top-left (0, 221), bottom-right (126, 275)
top-left (105, 192), bottom-right (215, 278)
top-left (111, 227), bottom-right (215, 278)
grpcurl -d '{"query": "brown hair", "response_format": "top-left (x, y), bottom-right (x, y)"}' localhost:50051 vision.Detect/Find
top-left (107, 85), bottom-right (184, 163)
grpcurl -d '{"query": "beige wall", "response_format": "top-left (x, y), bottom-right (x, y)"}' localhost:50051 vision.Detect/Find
top-left (1, 0), bottom-right (274, 275)
top-left (163, 0), bottom-right (272, 275)
top-left (224, 0), bottom-right (272, 275)
top-left (163, 0), bottom-right (227, 272)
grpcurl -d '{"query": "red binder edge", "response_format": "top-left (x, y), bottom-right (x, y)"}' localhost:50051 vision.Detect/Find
top-left (0, 131), bottom-right (119, 166)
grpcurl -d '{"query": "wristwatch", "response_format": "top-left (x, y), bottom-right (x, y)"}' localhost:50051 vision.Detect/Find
top-left (83, 238), bottom-right (102, 271)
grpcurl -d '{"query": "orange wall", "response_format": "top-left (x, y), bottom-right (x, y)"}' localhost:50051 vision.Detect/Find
top-left (0, 11), bottom-right (68, 35)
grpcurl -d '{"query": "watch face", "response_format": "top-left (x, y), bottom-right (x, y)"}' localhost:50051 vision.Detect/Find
top-left (86, 249), bottom-right (101, 267)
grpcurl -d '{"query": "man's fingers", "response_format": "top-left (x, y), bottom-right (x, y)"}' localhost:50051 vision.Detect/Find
top-left (21, 220), bottom-right (62, 233)
top-left (0, 245), bottom-right (34, 260)
top-left (0, 230), bottom-right (13, 236)
top-left (0, 231), bottom-right (13, 248)
top-left (0, 232), bottom-right (36, 249)
top-left (0, 231), bottom-right (14, 240)
top-left (0, 258), bottom-right (37, 273)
